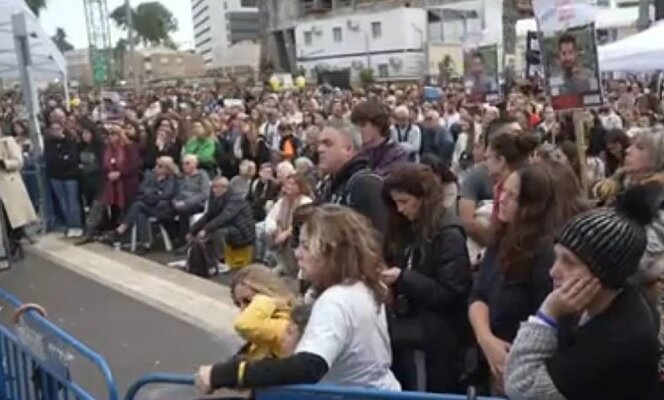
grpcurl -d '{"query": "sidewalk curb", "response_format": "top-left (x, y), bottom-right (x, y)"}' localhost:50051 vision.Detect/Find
top-left (27, 234), bottom-right (240, 340)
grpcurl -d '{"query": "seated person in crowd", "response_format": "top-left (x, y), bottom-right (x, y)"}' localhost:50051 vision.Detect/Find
top-left (188, 177), bottom-right (256, 267)
top-left (294, 157), bottom-right (318, 190)
top-left (230, 160), bottom-right (256, 199)
top-left (263, 173), bottom-right (313, 277)
top-left (110, 156), bottom-right (178, 254)
top-left (172, 154), bottom-right (211, 250)
top-left (247, 163), bottom-right (280, 223)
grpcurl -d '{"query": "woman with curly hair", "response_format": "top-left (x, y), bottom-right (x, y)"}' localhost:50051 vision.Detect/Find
top-left (468, 162), bottom-right (566, 395)
top-left (382, 163), bottom-right (471, 393)
top-left (195, 204), bottom-right (400, 392)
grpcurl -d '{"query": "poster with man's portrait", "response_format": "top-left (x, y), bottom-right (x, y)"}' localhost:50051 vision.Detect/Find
top-left (463, 45), bottom-right (500, 104)
top-left (540, 23), bottom-right (603, 110)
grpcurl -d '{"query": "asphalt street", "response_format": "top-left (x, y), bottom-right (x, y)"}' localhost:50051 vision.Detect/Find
top-left (0, 253), bottom-right (240, 399)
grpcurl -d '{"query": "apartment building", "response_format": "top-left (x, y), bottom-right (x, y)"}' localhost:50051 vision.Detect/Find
top-left (191, 0), bottom-right (261, 73)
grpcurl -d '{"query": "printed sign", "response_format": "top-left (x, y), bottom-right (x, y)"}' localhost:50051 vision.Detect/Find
top-left (463, 45), bottom-right (501, 104)
top-left (539, 23), bottom-right (603, 110)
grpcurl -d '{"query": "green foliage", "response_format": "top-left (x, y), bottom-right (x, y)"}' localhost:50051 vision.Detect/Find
top-left (25, 0), bottom-right (47, 16)
top-left (359, 68), bottom-right (374, 87)
top-left (51, 27), bottom-right (74, 53)
top-left (110, 1), bottom-right (178, 48)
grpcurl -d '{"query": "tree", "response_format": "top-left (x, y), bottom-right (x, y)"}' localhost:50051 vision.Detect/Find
top-left (25, 0), bottom-right (47, 16)
top-left (51, 27), bottom-right (74, 53)
top-left (110, 1), bottom-right (178, 48)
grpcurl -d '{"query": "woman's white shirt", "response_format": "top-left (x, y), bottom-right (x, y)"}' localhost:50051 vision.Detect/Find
top-left (264, 195), bottom-right (312, 235)
top-left (295, 282), bottom-right (401, 391)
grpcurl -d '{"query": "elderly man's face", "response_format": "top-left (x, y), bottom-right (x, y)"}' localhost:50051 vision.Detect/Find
top-left (211, 180), bottom-right (229, 197)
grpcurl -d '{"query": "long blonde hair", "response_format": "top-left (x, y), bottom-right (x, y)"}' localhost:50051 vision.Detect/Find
top-left (231, 264), bottom-right (296, 308)
top-left (299, 204), bottom-right (388, 306)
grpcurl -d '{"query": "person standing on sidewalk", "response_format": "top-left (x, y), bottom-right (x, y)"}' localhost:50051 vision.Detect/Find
top-left (44, 121), bottom-right (83, 237)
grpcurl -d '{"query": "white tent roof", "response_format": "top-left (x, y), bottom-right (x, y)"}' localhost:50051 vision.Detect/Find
top-left (599, 21), bottom-right (664, 72)
top-left (516, 7), bottom-right (640, 37)
top-left (0, 0), bottom-right (67, 79)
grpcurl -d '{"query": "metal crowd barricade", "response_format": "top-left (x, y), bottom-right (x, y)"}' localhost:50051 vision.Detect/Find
top-left (0, 289), bottom-right (118, 400)
top-left (124, 373), bottom-right (503, 400)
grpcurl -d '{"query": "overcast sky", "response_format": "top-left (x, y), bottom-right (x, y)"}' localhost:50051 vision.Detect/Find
top-left (39, 0), bottom-right (195, 50)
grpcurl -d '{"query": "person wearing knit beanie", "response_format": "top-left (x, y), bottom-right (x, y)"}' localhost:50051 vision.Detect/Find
top-left (505, 184), bottom-right (661, 400)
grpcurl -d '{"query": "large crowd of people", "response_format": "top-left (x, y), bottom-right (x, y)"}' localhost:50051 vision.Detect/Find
top-left (0, 76), bottom-right (663, 399)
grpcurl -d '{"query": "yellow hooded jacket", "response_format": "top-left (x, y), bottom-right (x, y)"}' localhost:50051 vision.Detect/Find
top-left (233, 294), bottom-right (292, 360)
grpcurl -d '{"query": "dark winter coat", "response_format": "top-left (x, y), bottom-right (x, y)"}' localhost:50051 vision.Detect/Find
top-left (317, 155), bottom-right (388, 233)
top-left (190, 191), bottom-right (255, 247)
top-left (44, 136), bottom-right (80, 180)
top-left (389, 210), bottom-right (472, 392)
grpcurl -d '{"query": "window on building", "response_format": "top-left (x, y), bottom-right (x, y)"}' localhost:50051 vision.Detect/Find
top-left (371, 22), bottom-right (382, 38)
top-left (240, 0), bottom-right (257, 6)
top-left (304, 31), bottom-right (313, 46)
top-left (161, 57), bottom-right (169, 64)
top-left (144, 61), bottom-right (152, 71)
top-left (333, 27), bottom-right (342, 42)
top-left (378, 64), bottom-right (389, 78)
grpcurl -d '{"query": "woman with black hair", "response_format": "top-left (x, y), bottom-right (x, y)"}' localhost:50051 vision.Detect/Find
top-left (604, 128), bottom-right (631, 177)
top-left (382, 164), bottom-right (471, 393)
top-left (420, 153), bottom-right (458, 211)
top-left (484, 132), bottom-right (539, 223)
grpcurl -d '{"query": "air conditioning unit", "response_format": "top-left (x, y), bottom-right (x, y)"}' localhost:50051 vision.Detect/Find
top-left (312, 26), bottom-right (322, 35)
top-left (346, 20), bottom-right (359, 31)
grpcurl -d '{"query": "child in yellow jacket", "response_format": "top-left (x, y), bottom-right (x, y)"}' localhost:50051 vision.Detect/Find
top-left (230, 264), bottom-right (307, 360)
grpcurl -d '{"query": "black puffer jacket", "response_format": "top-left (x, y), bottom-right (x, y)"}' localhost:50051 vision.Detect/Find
top-left (390, 210), bottom-right (472, 393)
top-left (190, 191), bottom-right (256, 247)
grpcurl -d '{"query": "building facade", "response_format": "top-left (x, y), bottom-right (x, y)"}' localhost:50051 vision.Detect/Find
top-left (296, 6), bottom-right (428, 81)
top-left (125, 47), bottom-right (206, 83)
top-left (191, 0), bottom-right (261, 73)
top-left (65, 49), bottom-right (93, 87)
top-left (292, 0), bottom-right (509, 81)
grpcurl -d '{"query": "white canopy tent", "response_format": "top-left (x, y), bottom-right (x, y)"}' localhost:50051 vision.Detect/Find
top-left (0, 0), bottom-right (67, 81)
top-left (598, 21), bottom-right (664, 72)
top-left (0, 0), bottom-right (67, 234)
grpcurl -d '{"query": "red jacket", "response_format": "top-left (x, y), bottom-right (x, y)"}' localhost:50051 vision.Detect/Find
top-left (101, 143), bottom-right (140, 208)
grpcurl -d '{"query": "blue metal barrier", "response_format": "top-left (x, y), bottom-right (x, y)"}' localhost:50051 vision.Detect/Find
top-left (0, 289), bottom-right (119, 400)
top-left (124, 373), bottom-right (502, 400)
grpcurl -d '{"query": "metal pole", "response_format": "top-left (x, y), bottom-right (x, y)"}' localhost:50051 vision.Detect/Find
top-left (12, 12), bottom-right (47, 234)
top-left (365, 31), bottom-right (371, 70)
top-left (637, 0), bottom-right (651, 31)
top-left (126, 0), bottom-right (140, 92)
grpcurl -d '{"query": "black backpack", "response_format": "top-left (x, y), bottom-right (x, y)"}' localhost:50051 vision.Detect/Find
top-left (186, 240), bottom-right (217, 278)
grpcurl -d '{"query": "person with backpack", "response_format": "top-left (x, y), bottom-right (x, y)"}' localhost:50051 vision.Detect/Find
top-left (316, 119), bottom-right (388, 233)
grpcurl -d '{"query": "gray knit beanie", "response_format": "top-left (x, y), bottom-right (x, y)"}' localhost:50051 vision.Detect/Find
top-left (556, 184), bottom-right (660, 289)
